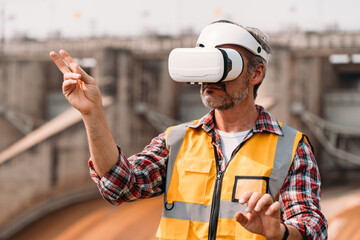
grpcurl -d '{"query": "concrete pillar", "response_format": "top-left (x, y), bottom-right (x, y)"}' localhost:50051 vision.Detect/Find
top-left (258, 46), bottom-right (292, 124)
top-left (158, 58), bottom-right (177, 118)
top-left (305, 57), bottom-right (322, 116)
top-left (97, 48), bottom-right (117, 97)
top-left (114, 50), bottom-right (133, 154)
top-left (7, 61), bottom-right (46, 119)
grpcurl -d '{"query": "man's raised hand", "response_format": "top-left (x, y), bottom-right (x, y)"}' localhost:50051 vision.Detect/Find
top-left (49, 50), bottom-right (102, 115)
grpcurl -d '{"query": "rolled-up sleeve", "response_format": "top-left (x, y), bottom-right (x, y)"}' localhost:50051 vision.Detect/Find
top-left (89, 132), bottom-right (168, 205)
top-left (280, 139), bottom-right (328, 239)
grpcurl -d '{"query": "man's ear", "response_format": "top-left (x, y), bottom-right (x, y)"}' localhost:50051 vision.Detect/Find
top-left (249, 64), bottom-right (265, 86)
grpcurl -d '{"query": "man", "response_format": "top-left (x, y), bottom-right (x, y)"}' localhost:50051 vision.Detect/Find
top-left (50, 20), bottom-right (327, 239)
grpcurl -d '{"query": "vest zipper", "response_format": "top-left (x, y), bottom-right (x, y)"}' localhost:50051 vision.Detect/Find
top-left (208, 141), bottom-right (247, 239)
top-left (208, 146), bottom-right (224, 240)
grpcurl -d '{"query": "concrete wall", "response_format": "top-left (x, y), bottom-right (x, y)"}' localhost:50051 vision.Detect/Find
top-left (0, 119), bottom-right (94, 238)
top-left (0, 117), bottom-right (23, 151)
top-left (258, 46), bottom-right (292, 123)
top-left (0, 60), bottom-right (48, 150)
top-left (7, 62), bottom-right (46, 118)
top-left (324, 90), bottom-right (360, 128)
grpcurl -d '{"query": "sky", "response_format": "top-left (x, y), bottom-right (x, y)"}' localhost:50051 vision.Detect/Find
top-left (1, 0), bottom-right (360, 40)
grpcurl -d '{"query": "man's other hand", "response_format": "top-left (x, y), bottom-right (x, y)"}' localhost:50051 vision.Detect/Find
top-left (235, 191), bottom-right (284, 240)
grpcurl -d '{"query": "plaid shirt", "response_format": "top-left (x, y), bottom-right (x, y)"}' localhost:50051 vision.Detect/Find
top-left (89, 105), bottom-right (328, 239)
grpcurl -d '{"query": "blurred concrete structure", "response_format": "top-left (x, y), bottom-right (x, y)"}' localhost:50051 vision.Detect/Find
top-left (0, 31), bottom-right (360, 238)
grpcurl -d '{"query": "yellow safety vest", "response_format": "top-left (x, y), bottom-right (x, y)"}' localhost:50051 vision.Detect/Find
top-left (156, 120), bottom-right (306, 240)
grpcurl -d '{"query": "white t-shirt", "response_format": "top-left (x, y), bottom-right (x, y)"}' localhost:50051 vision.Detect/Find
top-left (217, 129), bottom-right (251, 164)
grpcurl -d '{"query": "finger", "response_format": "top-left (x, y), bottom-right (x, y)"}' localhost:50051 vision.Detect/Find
top-left (59, 49), bottom-right (76, 69)
top-left (59, 50), bottom-right (92, 82)
top-left (265, 201), bottom-right (281, 216)
top-left (62, 79), bottom-right (78, 95)
top-left (63, 79), bottom-right (78, 89)
top-left (59, 50), bottom-right (87, 76)
top-left (234, 212), bottom-right (248, 226)
top-left (65, 63), bottom-right (94, 84)
top-left (246, 192), bottom-right (262, 212)
top-left (239, 191), bottom-right (252, 204)
top-left (59, 50), bottom-right (81, 75)
top-left (64, 72), bottom-right (81, 81)
top-left (254, 194), bottom-right (273, 212)
top-left (59, 50), bottom-right (96, 86)
top-left (73, 63), bottom-right (93, 83)
top-left (50, 51), bottom-right (71, 74)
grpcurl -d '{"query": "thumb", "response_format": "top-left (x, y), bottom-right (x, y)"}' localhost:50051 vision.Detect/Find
top-left (235, 212), bottom-right (248, 226)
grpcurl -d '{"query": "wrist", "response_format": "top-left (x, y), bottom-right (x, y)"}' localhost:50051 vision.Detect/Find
top-left (82, 106), bottom-right (108, 131)
top-left (82, 105), bottom-right (105, 119)
top-left (268, 223), bottom-right (287, 240)
top-left (79, 94), bottom-right (104, 117)
top-left (279, 223), bottom-right (289, 240)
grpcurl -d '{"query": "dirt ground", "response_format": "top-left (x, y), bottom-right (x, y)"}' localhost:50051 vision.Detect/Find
top-left (9, 186), bottom-right (360, 240)
top-left (327, 205), bottom-right (360, 240)
top-left (10, 196), bottom-right (163, 240)
top-left (321, 186), bottom-right (360, 240)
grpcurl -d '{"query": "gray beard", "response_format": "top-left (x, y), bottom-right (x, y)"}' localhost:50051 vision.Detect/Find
top-left (200, 78), bottom-right (249, 110)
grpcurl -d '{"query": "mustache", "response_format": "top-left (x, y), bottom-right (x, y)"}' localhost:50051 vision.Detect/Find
top-left (202, 82), bottom-right (226, 91)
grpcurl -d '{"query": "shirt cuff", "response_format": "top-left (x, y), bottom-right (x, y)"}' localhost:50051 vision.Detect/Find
top-left (88, 146), bottom-right (134, 204)
top-left (88, 145), bottom-right (124, 183)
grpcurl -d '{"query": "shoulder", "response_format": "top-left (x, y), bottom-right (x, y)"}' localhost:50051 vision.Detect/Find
top-left (165, 121), bottom-right (196, 149)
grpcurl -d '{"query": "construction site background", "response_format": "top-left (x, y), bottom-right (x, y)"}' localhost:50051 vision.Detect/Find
top-left (0, 31), bottom-right (360, 240)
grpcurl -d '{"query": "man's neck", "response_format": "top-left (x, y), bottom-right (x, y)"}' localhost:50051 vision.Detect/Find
top-left (214, 100), bottom-right (258, 133)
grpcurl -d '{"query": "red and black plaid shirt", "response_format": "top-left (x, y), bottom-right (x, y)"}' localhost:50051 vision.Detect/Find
top-left (89, 105), bottom-right (328, 239)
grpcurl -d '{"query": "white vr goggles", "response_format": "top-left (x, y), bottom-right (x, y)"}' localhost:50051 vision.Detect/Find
top-left (168, 22), bottom-right (269, 83)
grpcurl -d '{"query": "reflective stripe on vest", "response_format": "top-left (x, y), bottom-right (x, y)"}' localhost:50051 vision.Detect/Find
top-left (269, 124), bottom-right (298, 199)
top-left (162, 200), bottom-right (247, 222)
top-left (165, 123), bottom-right (189, 198)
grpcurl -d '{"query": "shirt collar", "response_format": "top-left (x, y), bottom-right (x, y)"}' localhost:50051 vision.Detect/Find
top-left (187, 105), bottom-right (283, 136)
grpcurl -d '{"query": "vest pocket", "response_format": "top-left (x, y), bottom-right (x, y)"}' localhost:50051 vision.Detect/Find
top-left (216, 218), bottom-right (237, 238)
top-left (231, 176), bottom-right (269, 203)
top-left (156, 217), bottom-right (190, 239)
top-left (177, 158), bottom-right (213, 204)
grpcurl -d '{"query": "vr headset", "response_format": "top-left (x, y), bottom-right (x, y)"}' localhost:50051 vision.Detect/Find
top-left (168, 22), bottom-right (269, 83)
